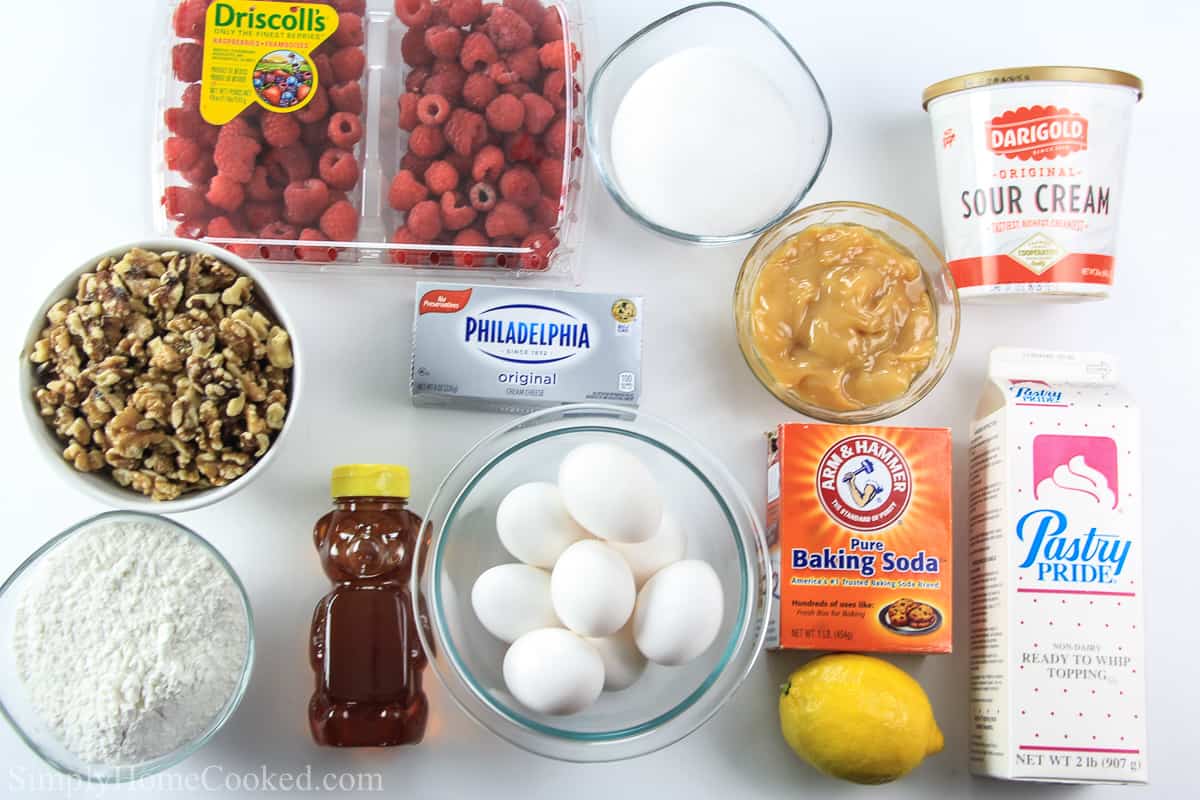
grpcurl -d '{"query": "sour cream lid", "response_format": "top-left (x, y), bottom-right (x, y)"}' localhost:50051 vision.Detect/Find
top-left (921, 66), bottom-right (1143, 109)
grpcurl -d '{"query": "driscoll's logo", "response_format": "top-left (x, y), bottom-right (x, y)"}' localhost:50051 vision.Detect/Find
top-left (987, 105), bottom-right (1088, 161)
top-left (464, 303), bottom-right (591, 365)
top-left (212, 2), bottom-right (329, 32)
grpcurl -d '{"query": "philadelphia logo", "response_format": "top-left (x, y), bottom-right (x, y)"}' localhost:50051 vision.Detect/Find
top-left (464, 303), bottom-right (591, 365)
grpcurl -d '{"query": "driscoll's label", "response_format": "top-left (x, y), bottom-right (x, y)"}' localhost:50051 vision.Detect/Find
top-left (927, 80), bottom-right (1139, 298)
top-left (199, 1), bottom-right (338, 125)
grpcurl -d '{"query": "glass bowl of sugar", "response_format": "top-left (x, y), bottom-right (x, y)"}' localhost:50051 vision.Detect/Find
top-left (586, 2), bottom-right (832, 245)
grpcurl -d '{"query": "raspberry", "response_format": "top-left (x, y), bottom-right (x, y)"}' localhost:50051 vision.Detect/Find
top-left (505, 130), bottom-right (538, 162)
top-left (536, 156), bottom-right (563, 196)
top-left (164, 137), bottom-right (202, 171)
top-left (405, 67), bottom-right (431, 94)
top-left (424, 160), bottom-right (459, 195)
top-left (328, 112), bottom-right (364, 148)
top-left (520, 92), bottom-right (554, 134)
top-left (214, 134), bottom-right (261, 183)
top-left (334, 12), bottom-right (365, 46)
top-left (424, 25), bottom-right (463, 60)
top-left (502, 82), bottom-right (532, 98)
top-left (181, 83), bottom-right (202, 109)
top-left (460, 31), bottom-right (499, 71)
top-left (172, 42), bottom-right (203, 83)
top-left (398, 93), bottom-right (421, 131)
top-left (284, 178), bottom-right (331, 224)
top-left (164, 107), bottom-right (209, 139)
top-left (245, 201), bottom-right (283, 230)
top-left (261, 114), bottom-right (301, 148)
top-left (544, 116), bottom-right (566, 157)
top-left (537, 6), bottom-right (563, 43)
top-left (401, 152), bottom-right (433, 176)
top-left (534, 194), bottom-right (559, 228)
top-left (486, 7), bottom-right (534, 52)
top-left (163, 186), bottom-right (208, 220)
top-left (468, 181), bottom-right (498, 212)
top-left (520, 230), bottom-right (558, 270)
top-left (446, 149), bottom-right (474, 176)
top-left (504, 0), bottom-right (545, 27)
top-left (331, 47), bottom-right (366, 82)
top-left (452, 228), bottom-right (489, 266)
top-left (424, 62), bottom-right (467, 102)
top-left (507, 47), bottom-right (541, 82)
top-left (223, 116), bottom-right (262, 142)
top-left (173, 0), bottom-right (208, 40)
top-left (246, 166), bottom-right (281, 201)
top-left (471, 145), bottom-right (505, 182)
top-left (542, 69), bottom-right (567, 110)
top-left (401, 27), bottom-right (434, 67)
top-left (499, 166), bottom-right (540, 208)
top-left (328, 81), bottom-right (365, 114)
top-left (539, 40), bottom-right (565, 71)
top-left (485, 199), bottom-right (531, 238)
top-left (486, 94), bottom-right (525, 133)
top-left (302, 120), bottom-right (328, 147)
top-left (447, 0), bottom-right (483, 25)
top-left (444, 108), bottom-right (487, 156)
top-left (182, 152), bottom-right (216, 186)
top-left (409, 124), bottom-right (446, 158)
top-left (265, 145), bottom-right (313, 184)
top-left (297, 228), bottom-right (336, 262)
top-left (388, 169), bottom-right (429, 211)
top-left (313, 53), bottom-right (334, 83)
top-left (259, 221), bottom-right (299, 241)
top-left (176, 219), bottom-right (207, 239)
top-left (206, 216), bottom-right (241, 239)
top-left (206, 174), bottom-right (246, 211)
top-left (417, 94), bottom-right (452, 126)
top-left (394, 0), bottom-right (433, 28)
top-left (389, 226), bottom-right (429, 265)
top-left (297, 86), bottom-right (330, 123)
top-left (463, 72), bottom-right (499, 110)
top-left (320, 199), bottom-right (360, 241)
top-left (440, 191), bottom-right (478, 231)
top-left (406, 199), bottom-right (443, 240)
top-left (486, 60), bottom-right (518, 86)
top-left (318, 148), bottom-right (360, 190)
top-left (335, 0), bottom-right (367, 13)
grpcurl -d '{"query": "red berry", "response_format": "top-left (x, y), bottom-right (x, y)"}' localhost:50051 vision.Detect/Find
top-left (460, 31), bottom-right (499, 71)
top-left (485, 199), bottom-right (531, 238)
top-left (246, 166), bottom-right (281, 201)
top-left (302, 120), bottom-right (329, 148)
top-left (544, 116), bottom-right (567, 157)
top-left (327, 112), bottom-right (364, 148)
top-left (534, 194), bottom-right (559, 229)
top-left (444, 108), bottom-right (487, 156)
top-left (320, 199), bottom-right (360, 241)
top-left (164, 137), bottom-right (202, 171)
top-left (407, 199), bottom-right (443, 240)
top-left (486, 7), bottom-right (534, 52)
top-left (536, 156), bottom-right (563, 197)
top-left (259, 221), bottom-right (299, 241)
top-left (333, 13), bottom-right (365, 46)
top-left (401, 27), bottom-right (435, 68)
top-left (388, 169), bottom-right (430, 212)
top-left (463, 73), bottom-right (499, 111)
top-left (537, 6), bottom-right (564, 43)
top-left (173, 0), bottom-right (208, 40)
top-left (417, 94), bottom-right (452, 126)
top-left (297, 228), bottom-right (336, 262)
top-left (539, 40), bottom-right (565, 71)
top-left (424, 160), bottom-right (460, 195)
top-left (172, 42), bottom-right (203, 83)
top-left (405, 66), bottom-right (432, 94)
top-left (472, 144), bottom-right (506, 182)
top-left (334, 0), bottom-right (367, 14)
top-left (505, 130), bottom-right (538, 162)
top-left (520, 230), bottom-right (558, 270)
top-left (452, 227), bottom-right (489, 266)
top-left (447, 0), bottom-right (484, 26)
top-left (329, 81), bottom-right (365, 115)
top-left (295, 86), bottom-right (330, 123)
top-left (181, 83), bottom-right (202, 109)
top-left (223, 117), bottom-right (262, 142)
top-left (499, 166), bottom-right (540, 208)
top-left (486, 60), bottom-right (518, 86)
top-left (440, 191), bottom-right (478, 231)
top-left (507, 46), bottom-right (541, 82)
top-left (331, 47), bottom-right (367, 83)
top-left (389, 226), bottom-right (430, 265)
top-left (284, 178), bottom-right (331, 224)
top-left (401, 152), bottom-right (433, 176)
top-left (424, 62), bottom-right (468, 102)
top-left (542, 69), bottom-right (567, 111)
top-left (521, 92), bottom-right (555, 134)
top-left (468, 181), bottom-right (499, 212)
top-left (181, 152), bottom-right (217, 186)
top-left (264, 145), bottom-right (313, 184)
top-left (409, 124), bottom-right (447, 158)
top-left (261, 114), bottom-right (301, 147)
top-left (394, 0), bottom-right (433, 28)
top-left (486, 93), bottom-right (525, 133)
top-left (214, 134), bottom-right (261, 183)
top-left (318, 148), bottom-right (360, 190)
top-left (399, 93), bottom-right (421, 131)
top-left (504, 0), bottom-right (545, 27)
top-left (162, 186), bottom-right (208, 220)
top-left (424, 25), bottom-right (463, 60)
top-left (245, 201), bottom-right (284, 230)
top-left (206, 175), bottom-right (246, 211)
top-left (164, 107), bottom-right (209, 139)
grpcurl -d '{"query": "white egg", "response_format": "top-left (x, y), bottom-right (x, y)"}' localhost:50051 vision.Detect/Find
top-left (610, 511), bottom-right (687, 586)
top-left (551, 540), bottom-right (635, 637)
top-left (633, 560), bottom-right (724, 666)
top-left (496, 482), bottom-right (590, 568)
top-left (558, 443), bottom-right (663, 543)
top-left (503, 628), bottom-right (605, 715)
top-left (586, 624), bottom-right (647, 692)
top-left (471, 564), bottom-right (560, 644)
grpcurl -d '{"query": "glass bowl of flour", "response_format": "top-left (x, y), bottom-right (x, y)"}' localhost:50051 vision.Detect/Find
top-left (0, 511), bottom-right (254, 782)
top-left (587, 3), bottom-right (832, 244)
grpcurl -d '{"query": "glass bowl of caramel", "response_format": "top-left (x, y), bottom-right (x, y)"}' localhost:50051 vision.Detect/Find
top-left (734, 202), bottom-right (960, 422)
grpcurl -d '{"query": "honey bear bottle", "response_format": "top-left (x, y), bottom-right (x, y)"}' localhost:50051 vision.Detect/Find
top-left (309, 464), bottom-right (428, 747)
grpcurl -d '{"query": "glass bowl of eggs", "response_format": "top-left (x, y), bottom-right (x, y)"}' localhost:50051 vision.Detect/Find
top-left (414, 404), bottom-right (770, 761)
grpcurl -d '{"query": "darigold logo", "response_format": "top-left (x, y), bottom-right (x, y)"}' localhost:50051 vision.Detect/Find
top-left (464, 303), bottom-right (591, 365)
top-left (816, 435), bottom-right (912, 533)
top-left (987, 105), bottom-right (1088, 161)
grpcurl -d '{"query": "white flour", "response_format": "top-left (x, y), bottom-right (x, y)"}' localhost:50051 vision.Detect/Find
top-left (13, 518), bottom-right (249, 765)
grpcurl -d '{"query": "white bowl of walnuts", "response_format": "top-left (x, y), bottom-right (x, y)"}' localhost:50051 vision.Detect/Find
top-left (19, 239), bottom-right (302, 512)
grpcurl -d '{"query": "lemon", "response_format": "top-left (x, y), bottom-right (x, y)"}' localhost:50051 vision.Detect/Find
top-left (778, 654), bottom-right (944, 784)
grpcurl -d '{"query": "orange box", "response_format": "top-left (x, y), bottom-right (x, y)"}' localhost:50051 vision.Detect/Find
top-left (765, 423), bottom-right (952, 654)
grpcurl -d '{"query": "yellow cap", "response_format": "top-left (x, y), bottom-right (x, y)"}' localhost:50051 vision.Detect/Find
top-left (330, 464), bottom-right (411, 499)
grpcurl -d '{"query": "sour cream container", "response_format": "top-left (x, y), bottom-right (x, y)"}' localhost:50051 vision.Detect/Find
top-left (922, 67), bottom-right (1142, 302)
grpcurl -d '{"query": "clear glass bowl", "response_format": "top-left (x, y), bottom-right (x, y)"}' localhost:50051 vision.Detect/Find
top-left (0, 511), bottom-right (255, 783)
top-left (586, 2), bottom-right (831, 245)
top-left (734, 201), bottom-right (961, 423)
top-left (413, 404), bottom-right (769, 762)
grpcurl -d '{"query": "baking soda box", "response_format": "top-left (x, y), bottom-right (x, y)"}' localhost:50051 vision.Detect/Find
top-left (766, 423), bottom-right (952, 654)
top-left (968, 348), bottom-right (1147, 783)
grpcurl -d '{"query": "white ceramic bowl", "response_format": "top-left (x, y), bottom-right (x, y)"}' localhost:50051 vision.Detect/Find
top-left (18, 238), bottom-right (303, 512)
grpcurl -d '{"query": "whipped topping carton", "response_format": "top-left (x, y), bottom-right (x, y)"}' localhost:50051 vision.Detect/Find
top-left (411, 283), bottom-right (643, 413)
top-left (968, 348), bottom-right (1147, 783)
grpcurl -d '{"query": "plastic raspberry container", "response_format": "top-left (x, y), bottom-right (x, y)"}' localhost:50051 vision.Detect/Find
top-left (153, 0), bottom-right (589, 279)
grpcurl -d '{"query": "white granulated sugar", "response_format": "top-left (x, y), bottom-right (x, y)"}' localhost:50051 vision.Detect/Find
top-left (610, 46), bottom-right (804, 237)
top-left (13, 518), bottom-right (248, 766)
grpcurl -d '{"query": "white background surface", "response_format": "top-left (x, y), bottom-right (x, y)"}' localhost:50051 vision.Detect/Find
top-left (1, 0), bottom-right (1196, 797)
